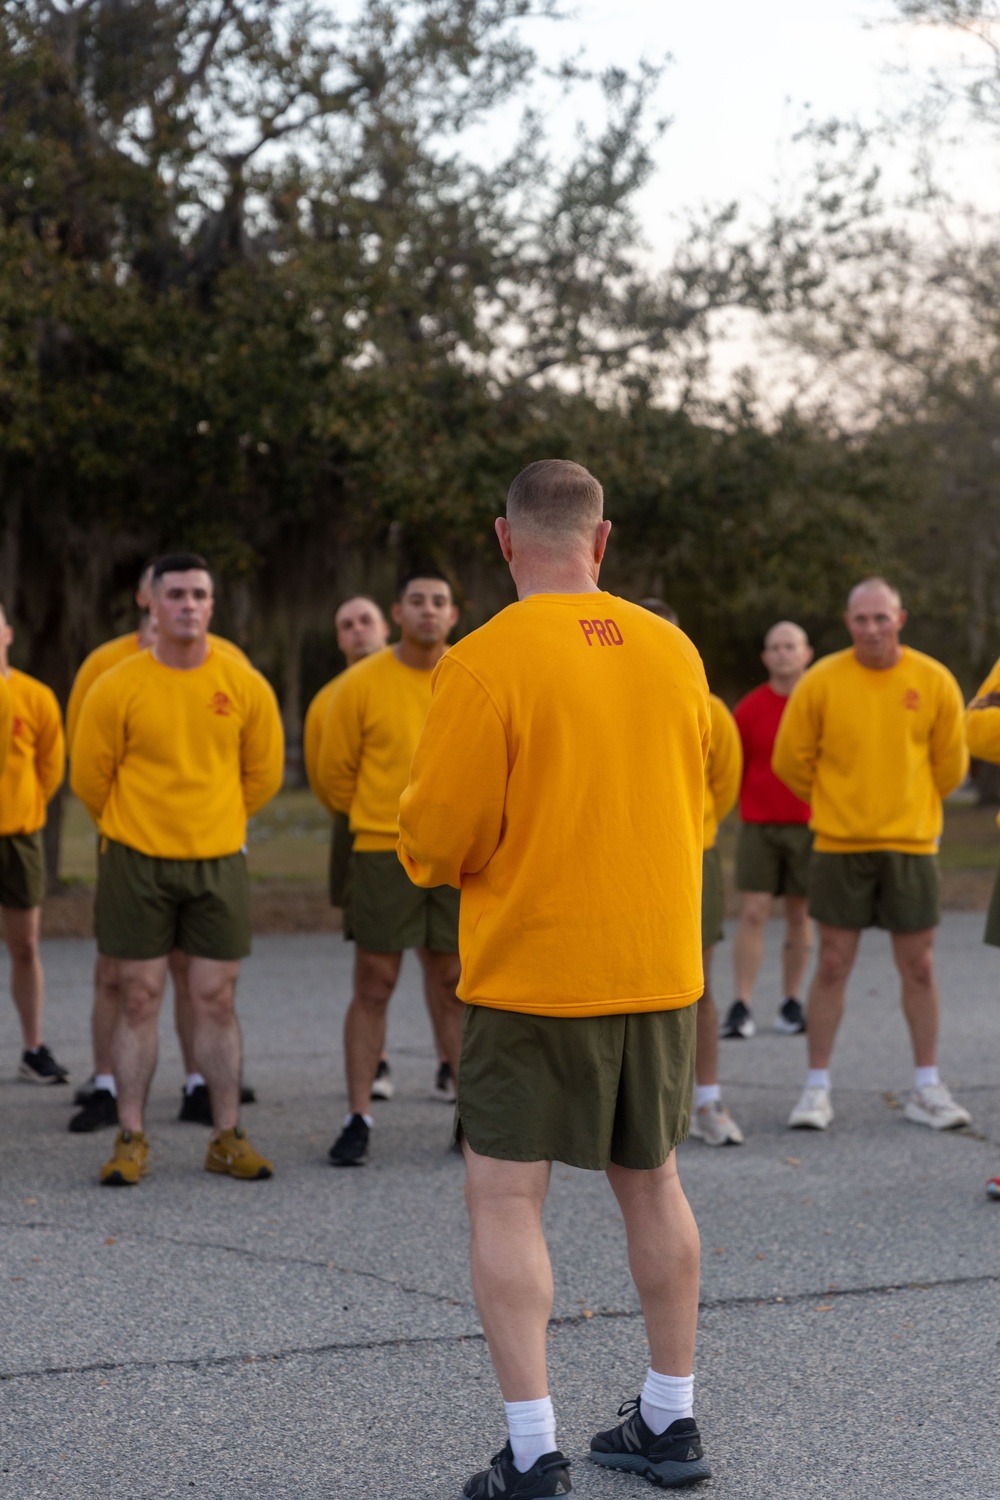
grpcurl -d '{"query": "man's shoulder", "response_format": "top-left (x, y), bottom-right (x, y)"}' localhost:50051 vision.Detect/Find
top-left (9, 669), bottom-right (59, 714)
top-left (76, 633), bottom-right (138, 679)
top-left (902, 646), bottom-right (960, 691)
top-left (734, 683), bottom-right (770, 718)
top-left (447, 595), bottom-right (705, 675)
top-left (307, 673), bottom-right (341, 720)
top-left (797, 649), bottom-right (854, 691)
top-left (208, 633), bottom-right (250, 665)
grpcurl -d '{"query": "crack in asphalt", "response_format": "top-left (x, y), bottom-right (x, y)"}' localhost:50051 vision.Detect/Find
top-left (4, 1268), bottom-right (999, 1385)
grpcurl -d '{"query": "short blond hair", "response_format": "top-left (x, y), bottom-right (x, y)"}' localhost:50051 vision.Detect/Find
top-left (847, 576), bottom-right (901, 611)
top-left (507, 460), bottom-right (603, 534)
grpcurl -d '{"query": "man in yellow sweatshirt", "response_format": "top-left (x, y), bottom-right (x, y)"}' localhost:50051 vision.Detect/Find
top-left (963, 662), bottom-right (1000, 1198)
top-left (773, 577), bottom-right (970, 1133)
top-left (0, 605), bottom-right (68, 1085)
top-left (399, 461), bottom-right (712, 1497)
top-left (67, 563), bottom-right (253, 1133)
top-left (315, 572), bottom-right (462, 1166)
top-left (72, 554), bottom-right (284, 1186)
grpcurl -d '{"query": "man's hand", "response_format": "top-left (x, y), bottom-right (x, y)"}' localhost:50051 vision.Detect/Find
top-left (969, 692), bottom-right (1000, 710)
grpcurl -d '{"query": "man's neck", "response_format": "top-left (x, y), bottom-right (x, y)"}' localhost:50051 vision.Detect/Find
top-left (853, 644), bottom-right (904, 672)
top-left (767, 675), bottom-right (800, 698)
top-left (393, 639), bottom-right (447, 672)
top-left (512, 563), bottom-right (602, 600)
top-left (153, 636), bottom-right (210, 671)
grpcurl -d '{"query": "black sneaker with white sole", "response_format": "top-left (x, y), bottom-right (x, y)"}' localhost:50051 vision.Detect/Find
top-left (178, 1083), bottom-right (213, 1124)
top-left (371, 1059), bottom-right (394, 1101)
top-left (434, 1059), bottom-right (456, 1102)
top-left (74, 1074), bottom-right (97, 1105)
top-left (329, 1113), bottom-right (370, 1166)
top-left (773, 997), bottom-right (806, 1034)
top-left (720, 1000), bottom-right (755, 1039)
top-left (463, 1442), bottom-right (571, 1498)
top-left (68, 1088), bottom-right (118, 1133)
top-left (590, 1401), bottom-right (710, 1488)
top-left (18, 1045), bottom-right (69, 1085)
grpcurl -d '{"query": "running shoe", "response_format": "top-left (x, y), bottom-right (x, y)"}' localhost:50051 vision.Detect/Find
top-left (178, 1083), bottom-right (213, 1124)
top-left (987, 1177), bottom-right (1000, 1200)
top-left (240, 1083), bottom-right (257, 1105)
top-left (18, 1045), bottom-right (69, 1085)
top-left (463, 1442), bottom-right (571, 1498)
top-left (590, 1399), bottom-right (711, 1487)
top-left (773, 998), bottom-right (806, 1034)
top-left (720, 1001), bottom-right (755, 1039)
top-left (788, 1084), bottom-right (833, 1130)
top-left (903, 1083), bottom-right (970, 1131)
top-left (434, 1059), bottom-right (457, 1102)
top-left (74, 1074), bottom-right (97, 1105)
top-left (69, 1088), bottom-right (118, 1133)
top-left (100, 1128), bottom-right (149, 1186)
top-left (329, 1113), bottom-right (370, 1166)
top-left (371, 1059), bottom-right (395, 1101)
top-left (205, 1126), bottom-right (273, 1179)
top-left (689, 1100), bottom-right (745, 1146)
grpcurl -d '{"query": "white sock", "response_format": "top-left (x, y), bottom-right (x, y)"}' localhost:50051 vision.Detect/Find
top-left (95, 1073), bottom-right (117, 1098)
top-left (806, 1069), bottom-right (830, 1090)
top-left (694, 1084), bottom-right (720, 1109)
top-left (640, 1369), bottom-right (694, 1435)
top-left (915, 1065), bottom-right (939, 1090)
top-left (343, 1112), bottom-right (375, 1128)
top-left (185, 1073), bottom-right (206, 1094)
top-left (505, 1395), bottom-right (556, 1473)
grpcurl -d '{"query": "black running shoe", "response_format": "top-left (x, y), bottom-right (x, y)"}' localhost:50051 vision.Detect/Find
top-left (18, 1045), bottom-right (69, 1085)
top-left (434, 1058), bottom-right (456, 1102)
top-left (463, 1442), bottom-right (571, 1498)
top-left (69, 1088), bottom-right (118, 1133)
top-left (178, 1084), bottom-right (213, 1125)
top-left (329, 1113), bottom-right (369, 1166)
top-left (720, 1000), bottom-right (755, 1039)
top-left (590, 1401), bottom-right (710, 1487)
top-left (773, 997), bottom-right (806, 1034)
top-left (371, 1059), bottom-right (394, 1101)
top-left (240, 1082), bottom-right (257, 1105)
top-left (74, 1074), bottom-right (97, 1106)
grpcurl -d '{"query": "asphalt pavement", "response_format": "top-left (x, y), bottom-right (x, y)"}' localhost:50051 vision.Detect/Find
top-left (1, 915), bottom-right (998, 1499)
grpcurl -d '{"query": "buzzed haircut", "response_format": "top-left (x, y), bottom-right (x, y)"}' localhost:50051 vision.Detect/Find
top-left (506, 460), bottom-right (603, 534)
top-left (397, 570), bottom-right (453, 599)
top-left (764, 619), bottom-right (809, 646)
top-left (335, 594), bottom-right (384, 619)
top-left (847, 576), bottom-right (901, 610)
top-left (151, 552), bottom-right (212, 586)
top-left (638, 598), bottom-right (680, 626)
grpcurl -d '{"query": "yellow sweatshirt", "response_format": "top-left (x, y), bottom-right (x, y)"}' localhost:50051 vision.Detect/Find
top-left (66, 630), bottom-right (249, 750)
top-left (398, 592), bottom-right (711, 1018)
top-left (70, 647), bottom-right (284, 859)
top-left (0, 670), bottom-right (65, 836)
top-left (0, 675), bottom-right (11, 779)
top-left (304, 676), bottom-right (340, 815)
top-left (772, 647), bottom-right (968, 855)
top-left (315, 649), bottom-right (438, 852)
top-left (705, 695), bottom-right (742, 851)
top-left (964, 657), bottom-right (1000, 827)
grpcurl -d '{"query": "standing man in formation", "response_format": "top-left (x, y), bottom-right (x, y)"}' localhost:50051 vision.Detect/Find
top-left (71, 554), bottom-right (284, 1185)
top-left (726, 621), bottom-right (814, 1039)
top-left (316, 572), bottom-right (463, 1166)
top-left (963, 655), bottom-right (1000, 1198)
top-left (67, 563), bottom-right (253, 1132)
top-left (400, 460), bottom-right (712, 1498)
top-left (773, 578), bottom-right (971, 1132)
top-left (0, 603), bottom-right (68, 1085)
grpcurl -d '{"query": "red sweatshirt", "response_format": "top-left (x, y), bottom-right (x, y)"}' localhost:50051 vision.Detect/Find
top-left (733, 683), bottom-right (811, 824)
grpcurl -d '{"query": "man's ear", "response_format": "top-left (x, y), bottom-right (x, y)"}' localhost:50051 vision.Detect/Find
top-left (391, 601), bottom-right (403, 626)
top-left (495, 517), bottom-right (513, 563)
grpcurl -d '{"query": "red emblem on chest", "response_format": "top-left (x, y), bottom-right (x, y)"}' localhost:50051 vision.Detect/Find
top-left (11, 716), bottom-right (23, 737)
top-left (902, 689), bottom-right (921, 711)
top-left (209, 692), bottom-right (232, 716)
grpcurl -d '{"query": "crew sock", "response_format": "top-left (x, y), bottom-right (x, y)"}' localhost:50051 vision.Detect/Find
top-left (694, 1084), bottom-right (720, 1109)
top-left (505, 1395), bottom-right (556, 1472)
top-left (806, 1069), bottom-right (830, 1090)
top-left (639, 1369), bottom-right (694, 1435)
top-left (95, 1073), bottom-right (117, 1098)
top-left (185, 1073), bottom-right (206, 1094)
top-left (342, 1112), bottom-right (375, 1129)
top-left (915, 1065), bottom-right (940, 1091)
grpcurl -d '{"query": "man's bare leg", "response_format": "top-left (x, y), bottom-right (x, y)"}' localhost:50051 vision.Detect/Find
top-left (344, 949), bottom-right (402, 1115)
top-left (892, 928), bottom-right (939, 1068)
top-left (694, 948), bottom-right (718, 1088)
top-left (417, 948), bottom-right (463, 1080)
top-left (91, 955), bottom-right (120, 1075)
top-left (693, 949), bottom-right (743, 1142)
top-left (114, 957), bottom-right (170, 1132)
top-left (783, 895), bottom-right (813, 1001)
top-left (805, 925), bottom-right (862, 1068)
top-left (188, 957), bottom-right (243, 1131)
top-left (4, 906), bottom-right (44, 1050)
top-left (732, 891), bottom-right (771, 1003)
top-left (169, 949), bottom-right (198, 1074)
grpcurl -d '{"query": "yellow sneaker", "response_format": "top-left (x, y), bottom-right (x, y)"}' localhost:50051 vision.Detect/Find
top-left (100, 1129), bottom-right (149, 1186)
top-left (205, 1126), bottom-right (273, 1180)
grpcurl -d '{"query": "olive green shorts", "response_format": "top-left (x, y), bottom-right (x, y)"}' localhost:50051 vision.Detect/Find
top-left (456, 1002), bottom-right (696, 1170)
top-left (984, 861), bottom-right (1000, 947)
top-left (735, 821), bottom-right (813, 897)
top-left (95, 839), bottom-right (252, 960)
top-left (0, 831), bottom-right (45, 910)
top-left (808, 851), bottom-right (940, 933)
top-left (343, 849), bottom-right (459, 953)
top-left (702, 846), bottom-right (725, 948)
top-left (329, 812), bottom-right (352, 907)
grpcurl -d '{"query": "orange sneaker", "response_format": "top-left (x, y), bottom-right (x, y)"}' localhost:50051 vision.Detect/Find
top-left (205, 1126), bottom-right (273, 1180)
top-left (100, 1129), bottom-right (149, 1186)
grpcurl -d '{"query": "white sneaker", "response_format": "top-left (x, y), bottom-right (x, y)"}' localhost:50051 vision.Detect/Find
top-left (370, 1060), bottom-right (394, 1101)
top-left (689, 1100), bottom-right (745, 1146)
top-left (788, 1085), bottom-right (833, 1130)
top-left (903, 1082), bottom-right (970, 1131)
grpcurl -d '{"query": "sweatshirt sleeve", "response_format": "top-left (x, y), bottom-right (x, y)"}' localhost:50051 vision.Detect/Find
top-left (304, 681), bottom-right (337, 815)
top-left (35, 687), bottom-right (66, 802)
top-left (929, 668), bottom-right (969, 799)
top-left (315, 673), bottom-right (364, 816)
top-left (0, 676), bottom-right (10, 778)
top-left (69, 675), bottom-right (122, 822)
top-left (398, 656), bottom-right (509, 890)
top-left (240, 672), bottom-right (285, 818)
top-left (771, 676), bottom-right (819, 804)
top-left (708, 698), bottom-right (742, 823)
top-left (965, 659), bottom-right (1000, 764)
top-left (65, 655), bottom-right (100, 753)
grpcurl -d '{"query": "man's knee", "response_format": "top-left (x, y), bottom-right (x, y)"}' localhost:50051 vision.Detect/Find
top-left (7, 933), bottom-right (38, 966)
top-left (897, 945), bottom-right (935, 988)
top-left (739, 894), bottom-right (770, 928)
top-left (354, 950), bottom-right (400, 1007)
top-left (119, 983), bottom-right (162, 1025)
top-left (816, 942), bottom-right (855, 987)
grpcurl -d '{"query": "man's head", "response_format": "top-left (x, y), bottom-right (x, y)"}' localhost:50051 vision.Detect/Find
top-left (762, 620), bottom-right (812, 689)
top-left (496, 460), bottom-right (611, 585)
top-left (136, 565), bottom-right (154, 613)
top-left (844, 577), bottom-right (906, 669)
top-left (149, 552), bottom-right (214, 648)
top-left (638, 598), bottom-right (680, 626)
top-left (391, 572), bottom-right (458, 649)
top-left (335, 595), bottom-right (389, 667)
top-left (0, 602), bottom-right (12, 673)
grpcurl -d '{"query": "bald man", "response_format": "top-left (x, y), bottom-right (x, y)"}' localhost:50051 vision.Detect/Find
top-left (773, 578), bottom-right (970, 1132)
top-left (725, 621), bottom-right (815, 1041)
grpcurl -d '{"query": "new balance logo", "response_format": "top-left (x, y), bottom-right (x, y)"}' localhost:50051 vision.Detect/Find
top-left (579, 618), bottom-right (624, 646)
